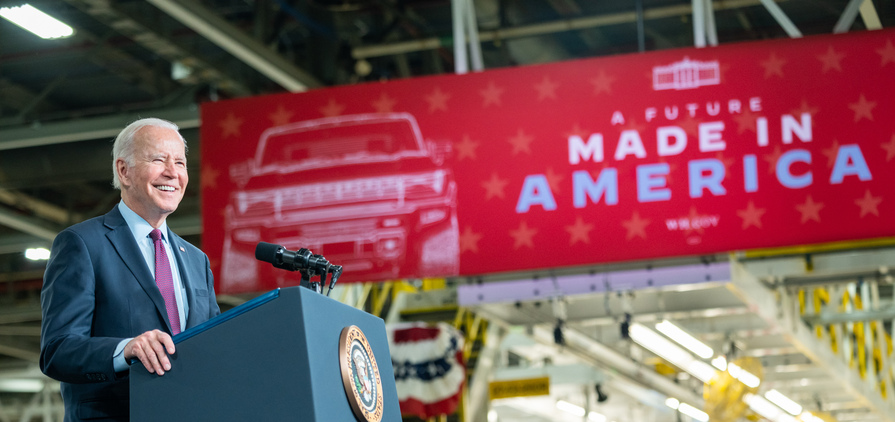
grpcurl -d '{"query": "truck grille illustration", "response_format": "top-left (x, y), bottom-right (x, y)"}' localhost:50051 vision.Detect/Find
top-left (221, 113), bottom-right (459, 290)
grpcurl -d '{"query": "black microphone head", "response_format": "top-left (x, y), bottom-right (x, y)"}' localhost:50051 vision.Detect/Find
top-left (255, 242), bottom-right (282, 264)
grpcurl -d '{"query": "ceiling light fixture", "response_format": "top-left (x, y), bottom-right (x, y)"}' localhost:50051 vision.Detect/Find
top-left (744, 393), bottom-right (798, 422)
top-left (587, 411), bottom-right (607, 422)
top-left (25, 247), bottom-right (50, 261)
top-left (727, 361), bottom-right (761, 388)
top-left (711, 355), bottom-right (727, 370)
top-left (0, 379), bottom-right (44, 393)
top-left (799, 411), bottom-right (824, 422)
top-left (765, 389), bottom-right (803, 416)
top-left (665, 398), bottom-right (709, 422)
top-left (664, 397), bottom-right (680, 410)
top-left (0, 4), bottom-right (74, 39)
top-left (487, 409), bottom-right (498, 422)
top-left (678, 402), bottom-right (710, 422)
top-left (655, 320), bottom-right (714, 359)
top-left (555, 400), bottom-right (585, 417)
top-left (629, 323), bottom-right (716, 382)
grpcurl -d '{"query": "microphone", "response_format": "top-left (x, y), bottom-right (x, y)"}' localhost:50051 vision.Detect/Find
top-left (326, 264), bottom-right (343, 296)
top-left (255, 242), bottom-right (343, 296)
top-left (254, 242), bottom-right (330, 273)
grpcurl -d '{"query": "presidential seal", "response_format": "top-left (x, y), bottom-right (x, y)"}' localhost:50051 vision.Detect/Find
top-left (340, 325), bottom-right (384, 422)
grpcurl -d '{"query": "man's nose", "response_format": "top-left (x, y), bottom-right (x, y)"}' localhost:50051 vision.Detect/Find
top-left (161, 160), bottom-right (178, 176)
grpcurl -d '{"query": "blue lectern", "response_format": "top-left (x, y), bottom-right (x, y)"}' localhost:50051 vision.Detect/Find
top-left (130, 286), bottom-right (401, 421)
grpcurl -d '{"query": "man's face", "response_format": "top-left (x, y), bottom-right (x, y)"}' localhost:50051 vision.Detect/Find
top-left (118, 125), bottom-right (188, 226)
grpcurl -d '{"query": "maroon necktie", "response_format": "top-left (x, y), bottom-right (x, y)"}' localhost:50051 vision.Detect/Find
top-left (150, 229), bottom-right (181, 335)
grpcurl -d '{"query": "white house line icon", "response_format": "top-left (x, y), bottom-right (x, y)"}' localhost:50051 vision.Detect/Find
top-left (652, 57), bottom-right (720, 91)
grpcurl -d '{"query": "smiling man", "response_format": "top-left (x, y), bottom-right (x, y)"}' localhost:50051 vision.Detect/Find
top-left (40, 118), bottom-right (220, 422)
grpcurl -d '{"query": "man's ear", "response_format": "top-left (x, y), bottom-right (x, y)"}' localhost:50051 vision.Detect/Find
top-left (116, 159), bottom-right (130, 187)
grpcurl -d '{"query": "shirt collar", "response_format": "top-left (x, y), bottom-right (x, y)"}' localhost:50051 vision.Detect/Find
top-left (118, 200), bottom-right (169, 242)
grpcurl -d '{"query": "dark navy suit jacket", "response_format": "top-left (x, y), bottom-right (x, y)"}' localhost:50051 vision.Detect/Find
top-left (40, 206), bottom-right (221, 421)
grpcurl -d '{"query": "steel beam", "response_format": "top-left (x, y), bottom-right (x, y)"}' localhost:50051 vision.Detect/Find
top-left (0, 339), bottom-right (39, 363)
top-left (859, 0), bottom-right (883, 29)
top-left (458, 262), bottom-right (731, 306)
top-left (0, 207), bottom-right (197, 257)
top-left (0, 208), bottom-right (59, 241)
top-left (473, 307), bottom-right (705, 407)
top-left (704, 0), bottom-right (718, 46)
top-left (692, 0), bottom-right (706, 47)
top-left (576, 305), bottom-right (751, 327)
top-left (760, 0), bottom-right (802, 37)
top-left (802, 307), bottom-right (895, 324)
top-left (0, 235), bottom-right (49, 256)
top-left (0, 327), bottom-right (40, 337)
top-left (353, 0), bottom-right (780, 59)
top-left (64, 0), bottom-right (253, 96)
top-left (147, 0), bottom-right (322, 92)
top-left (834, 0), bottom-right (865, 33)
top-left (465, 0), bottom-right (484, 72)
top-left (0, 104), bottom-right (199, 151)
top-left (729, 259), bottom-right (895, 421)
top-left (0, 190), bottom-right (76, 226)
top-left (0, 307), bottom-right (42, 325)
top-left (465, 323), bottom-right (503, 422)
top-left (451, 0), bottom-right (468, 74)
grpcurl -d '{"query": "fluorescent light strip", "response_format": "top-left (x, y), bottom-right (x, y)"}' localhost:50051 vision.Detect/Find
top-left (686, 360), bottom-right (717, 383)
top-left (0, 4), bottom-right (74, 39)
top-left (655, 320), bottom-right (714, 359)
top-left (666, 397), bottom-right (709, 422)
top-left (727, 362), bottom-right (761, 388)
top-left (711, 355), bottom-right (727, 370)
top-left (744, 393), bottom-right (798, 422)
top-left (25, 247), bottom-right (50, 260)
top-left (630, 323), bottom-right (692, 364)
top-left (487, 409), bottom-right (498, 422)
top-left (588, 411), bottom-right (607, 422)
top-left (665, 398), bottom-right (680, 410)
top-left (799, 412), bottom-right (824, 422)
top-left (679, 403), bottom-right (709, 422)
top-left (556, 400), bottom-right (608, 422)
top-left (744, 393), bottom-right (784, 420)
top-left (556, 400), bottom-right (585, 417)
top-left (765, 389), bottom-right (802, 416)
top-left (629, 323), bottom-right (716, 382)
top-left (0, 379), bottom-right (44, 393)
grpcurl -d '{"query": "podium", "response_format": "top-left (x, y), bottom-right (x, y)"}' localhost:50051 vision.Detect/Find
top-left (130, 286), bottom-right (401, 421)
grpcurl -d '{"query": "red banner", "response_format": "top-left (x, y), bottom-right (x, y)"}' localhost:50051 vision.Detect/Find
top-left (201, 29), bottom-right (895, 293)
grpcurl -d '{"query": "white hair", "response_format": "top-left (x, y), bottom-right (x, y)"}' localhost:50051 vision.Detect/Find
top-left (111, 118), bottom-right (186, 189)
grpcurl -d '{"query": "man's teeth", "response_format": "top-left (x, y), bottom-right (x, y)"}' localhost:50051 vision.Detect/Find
top-left (155, 185), bottom-right (175, 192)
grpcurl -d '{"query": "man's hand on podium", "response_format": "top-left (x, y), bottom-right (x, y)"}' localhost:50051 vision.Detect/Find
top-left (124, 329), bottom-right (176, 376)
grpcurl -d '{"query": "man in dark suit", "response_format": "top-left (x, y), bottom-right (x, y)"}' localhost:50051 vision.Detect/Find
top-left (40, 118), bottom-right (221, 421)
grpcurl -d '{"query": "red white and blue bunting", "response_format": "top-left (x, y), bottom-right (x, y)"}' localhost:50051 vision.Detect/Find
top-left (387, 322), bottom-right (466, 419)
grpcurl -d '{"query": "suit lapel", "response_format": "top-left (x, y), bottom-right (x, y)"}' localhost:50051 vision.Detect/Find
top-left (103, 207), bottom-right (174, 334)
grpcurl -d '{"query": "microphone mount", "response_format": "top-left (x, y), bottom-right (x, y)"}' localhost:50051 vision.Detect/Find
top-left (255, 242), bottom-right (343, 296)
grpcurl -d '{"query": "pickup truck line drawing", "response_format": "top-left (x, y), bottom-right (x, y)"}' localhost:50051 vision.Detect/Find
top-left (220, 112), bottom-right (459, 290)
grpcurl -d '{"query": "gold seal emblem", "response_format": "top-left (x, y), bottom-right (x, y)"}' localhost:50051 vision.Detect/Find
top-left (340, 325), bottom-right (384, 422)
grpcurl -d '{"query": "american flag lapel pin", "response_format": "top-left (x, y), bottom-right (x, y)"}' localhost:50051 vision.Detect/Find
top-left (179, 246), bottom-right (185, 252)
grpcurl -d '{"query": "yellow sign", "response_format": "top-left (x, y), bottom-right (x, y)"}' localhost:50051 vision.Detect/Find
top-left (489, 377), bottom-right (550, 399)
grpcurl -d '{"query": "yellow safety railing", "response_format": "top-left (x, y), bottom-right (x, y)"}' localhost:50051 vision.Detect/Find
top-left (741, 236), bottom-right (895, 259)
top-left (800, 285), bottom-right (894, 399)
